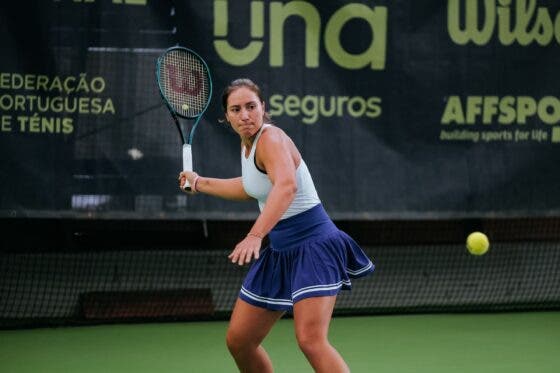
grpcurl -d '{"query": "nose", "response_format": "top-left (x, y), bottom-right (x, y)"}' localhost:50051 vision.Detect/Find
top-left (239, 108), bottom-right (249, 120)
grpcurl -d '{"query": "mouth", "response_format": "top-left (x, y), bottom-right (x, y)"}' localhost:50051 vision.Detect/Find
top-left (239, 124), bottom-right (254, 133)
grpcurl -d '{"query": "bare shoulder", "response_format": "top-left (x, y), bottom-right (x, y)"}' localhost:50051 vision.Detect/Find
top-left (259, 125), bottom-right (290, 145)
top-left (257, 125), bottom-right (301, 165)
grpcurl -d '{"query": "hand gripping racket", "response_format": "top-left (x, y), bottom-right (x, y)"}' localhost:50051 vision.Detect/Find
top-left (156, 46), bottom-right (212, 191)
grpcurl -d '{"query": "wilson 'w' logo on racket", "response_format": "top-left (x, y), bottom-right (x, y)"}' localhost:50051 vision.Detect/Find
top-left (156, 46), bottom-right (213, 191)
top-left (166, 65), bottom-right (203, 95)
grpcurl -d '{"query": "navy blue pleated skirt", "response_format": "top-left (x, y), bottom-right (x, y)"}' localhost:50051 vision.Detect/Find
top-left (239, 203), bottom-right (374, 311)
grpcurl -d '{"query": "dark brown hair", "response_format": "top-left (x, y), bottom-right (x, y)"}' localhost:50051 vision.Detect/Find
top-left (221, 78), bottom-right (272, 123)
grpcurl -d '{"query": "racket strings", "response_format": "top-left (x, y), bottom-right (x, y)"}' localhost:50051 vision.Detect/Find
top-left (160, 50), bottom-right (210, 117)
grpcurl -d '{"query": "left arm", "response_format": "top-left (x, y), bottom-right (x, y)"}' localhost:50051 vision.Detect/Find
top-left (248, 128), bottom-right (298, 238)
top-left (228, 128), bottom-right (298, 265)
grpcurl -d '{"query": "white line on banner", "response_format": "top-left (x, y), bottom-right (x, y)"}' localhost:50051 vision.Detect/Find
top-left (87, 47), bottom-right (167, 53)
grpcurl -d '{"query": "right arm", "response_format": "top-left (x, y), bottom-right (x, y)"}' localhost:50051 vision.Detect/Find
top-left (179, 172), bottom-right (252, 201)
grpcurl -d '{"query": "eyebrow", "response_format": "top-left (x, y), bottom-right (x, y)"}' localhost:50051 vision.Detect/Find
top-left (228, 100), bottom-right (258, 109)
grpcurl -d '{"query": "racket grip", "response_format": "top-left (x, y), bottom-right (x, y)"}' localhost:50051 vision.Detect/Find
top-left (182, 144), bottom-right (193, 191)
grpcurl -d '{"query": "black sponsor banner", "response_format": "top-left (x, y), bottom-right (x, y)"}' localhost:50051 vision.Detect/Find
top-left (1, 0), bottom-right (559, 219)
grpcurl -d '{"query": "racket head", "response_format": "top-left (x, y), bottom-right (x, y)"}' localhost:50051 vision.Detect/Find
top-left (156, 46), bottom-right (212, 119)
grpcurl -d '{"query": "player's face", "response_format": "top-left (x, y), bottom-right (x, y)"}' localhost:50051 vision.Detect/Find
top-left (225, 87), bottom-right (265, 138)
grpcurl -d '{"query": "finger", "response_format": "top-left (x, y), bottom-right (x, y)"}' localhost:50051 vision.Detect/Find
top-left (245, 250), bottom-right (253, 263)
top-left (237, 249), bottom-right (247, 265)
top-left (229, 248), bottom-right (239, 263)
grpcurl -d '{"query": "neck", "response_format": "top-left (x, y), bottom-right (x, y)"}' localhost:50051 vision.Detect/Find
top-left (242, 136), bottom-right (255, 149)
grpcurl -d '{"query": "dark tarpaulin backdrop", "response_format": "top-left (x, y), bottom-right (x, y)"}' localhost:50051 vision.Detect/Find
top-left (1, 0), bottom-right (559, 220)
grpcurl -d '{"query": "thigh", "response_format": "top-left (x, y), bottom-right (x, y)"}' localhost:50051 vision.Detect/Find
top-left (293, 296), bottom-right (337, 339)
top-left (228, 298), bottom-right (285, 344)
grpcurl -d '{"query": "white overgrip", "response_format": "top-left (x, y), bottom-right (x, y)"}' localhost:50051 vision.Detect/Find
top-left (182, 143), bottom-right (193, 190)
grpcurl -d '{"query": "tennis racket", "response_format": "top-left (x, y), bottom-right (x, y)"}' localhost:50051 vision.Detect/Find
top-left (156, 46), bottom-right (212, 191)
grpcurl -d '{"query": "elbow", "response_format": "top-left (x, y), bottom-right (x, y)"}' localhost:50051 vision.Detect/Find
top-left (271, 176), bottom-right (297, 203)
top-left (283, 179), bottom-right (298, 202)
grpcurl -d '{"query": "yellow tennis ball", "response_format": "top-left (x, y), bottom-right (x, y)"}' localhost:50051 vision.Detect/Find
top-left (181, 103), bottom-right (189, 111)
top-left (466, 232), bottom-right (489, 255)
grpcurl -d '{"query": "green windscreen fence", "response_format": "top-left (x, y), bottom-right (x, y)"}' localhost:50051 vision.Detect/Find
top-left (1, 218), bottom-right (559, 329)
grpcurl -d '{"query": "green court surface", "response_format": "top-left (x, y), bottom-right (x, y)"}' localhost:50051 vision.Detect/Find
top-left (1, 312), bottom-right (559, 373)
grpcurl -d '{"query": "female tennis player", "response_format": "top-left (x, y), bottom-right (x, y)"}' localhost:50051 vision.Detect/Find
top-left (179, 78), bottom-right (374, 373)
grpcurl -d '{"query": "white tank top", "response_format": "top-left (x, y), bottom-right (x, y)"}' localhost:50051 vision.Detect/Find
top-left (241, 124), bottom-right (320, 219)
